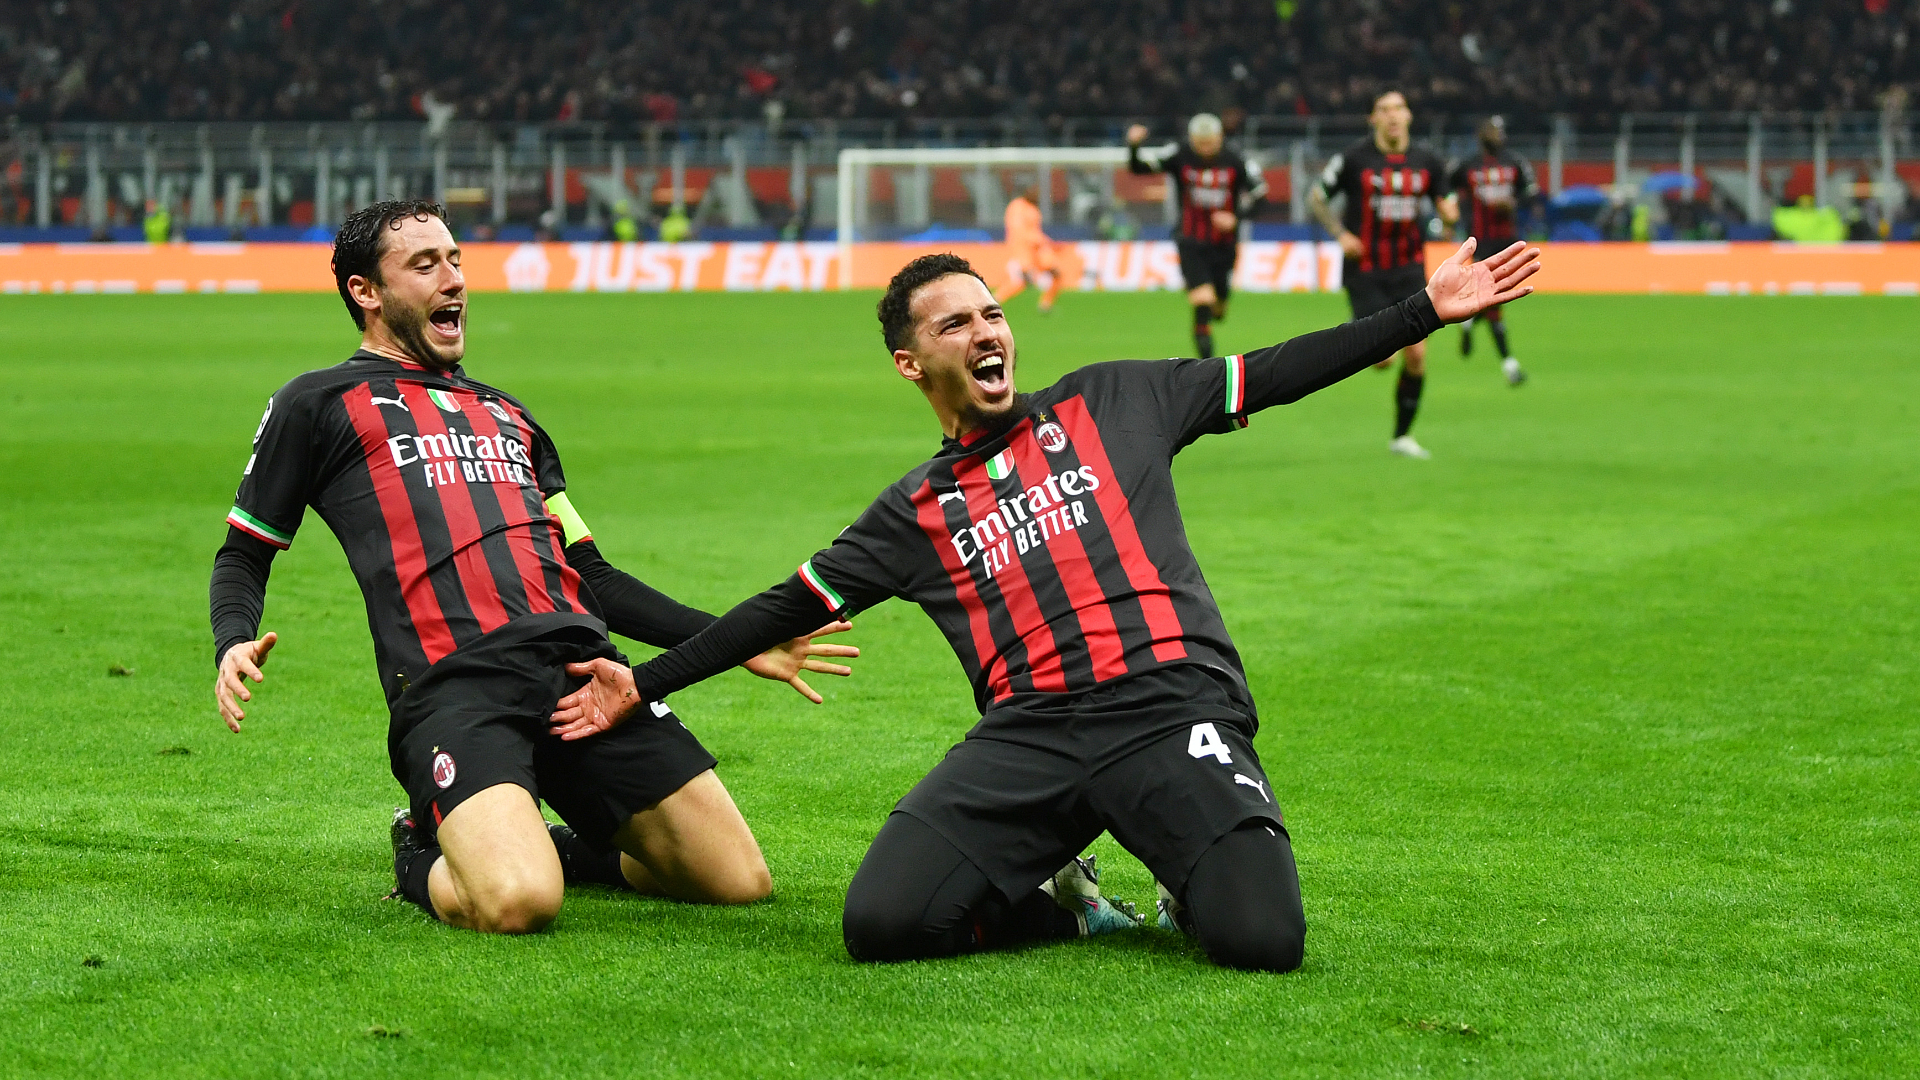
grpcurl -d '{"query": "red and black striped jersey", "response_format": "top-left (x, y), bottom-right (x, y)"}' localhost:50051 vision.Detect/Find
top-left (225, 351), bottom-right (592, 697)
top-left (1447, 151), bottom-right (1538, 245)
top-left (1129, 144), bottom-right (1265, 246)
top-left (792, 354), bottom-right (1268, 715)
top-left (1318, 139), bottom-right (1450, 273)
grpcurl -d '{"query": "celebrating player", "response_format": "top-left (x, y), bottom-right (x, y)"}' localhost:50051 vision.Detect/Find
top-left (1310, 89), bottom-right (1458, 459)
top-left (995, 182), bottom-right (1061, 313)
top-left (1126, 113), bottom-right (1266, 359)
top-left (550, 239), bottom-right (1541, 972)
top-left (1449, 116), bottom-right (1537, 386)
top-left (209, 200), bottom-right (856, 934)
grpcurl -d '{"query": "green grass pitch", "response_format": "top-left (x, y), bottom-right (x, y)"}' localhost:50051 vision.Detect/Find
top-left (1, 285), bottom-right (1915, 1078)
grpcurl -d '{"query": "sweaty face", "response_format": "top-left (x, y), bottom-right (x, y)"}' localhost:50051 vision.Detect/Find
top-left (370, 215), bottom-right (466, 369)
top-left (900, 274), bottom-right (1019, 434)
top-left (1372, 93), bottom-right (1412, 145)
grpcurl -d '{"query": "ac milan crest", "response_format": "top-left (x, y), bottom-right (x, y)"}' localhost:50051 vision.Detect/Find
top-left (431, 751), bottom-right (457, 789)
top-left (1035, 422), bottom-right (1068, 454)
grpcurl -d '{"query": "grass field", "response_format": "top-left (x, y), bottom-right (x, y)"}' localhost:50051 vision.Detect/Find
top-left (1, 286), bottom-right (1915, 1079)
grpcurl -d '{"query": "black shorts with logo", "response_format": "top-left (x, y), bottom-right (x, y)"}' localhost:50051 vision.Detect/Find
top-left (893, 663), bottom-right (1284, 900)
top-left (388, 620), bottom-right (717, 852)
top-left (1344, 262), bottom-right (1428, 320)
top-left (1177, 239), bottom-right (1239, 299)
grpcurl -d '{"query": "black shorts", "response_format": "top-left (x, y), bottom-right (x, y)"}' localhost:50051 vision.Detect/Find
top-left (894, 664), bottom-right (1284, 900)
top-left (1344, 262), bottom-right (1428, 320)
top-left (1177, 240), bottom-right (1238, 299)
top-left (388, 622), bottom-right (717, 852)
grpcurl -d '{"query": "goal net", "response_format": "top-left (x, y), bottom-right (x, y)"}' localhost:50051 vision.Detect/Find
top-left (833, 146), bottom-right (1176, 287)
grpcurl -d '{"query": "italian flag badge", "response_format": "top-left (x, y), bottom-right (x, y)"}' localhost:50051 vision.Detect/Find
top-left (427, 388), bottom-right (461, 412)
top-left (984, 450), bottom-right (1013, 481)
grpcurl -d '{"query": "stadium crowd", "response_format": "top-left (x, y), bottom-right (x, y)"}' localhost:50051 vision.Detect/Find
top-left (1, 0), bottom-right (1916, 125)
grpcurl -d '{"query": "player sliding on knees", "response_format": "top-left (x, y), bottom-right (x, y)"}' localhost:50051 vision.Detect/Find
top-left (551, 239), bottom-right (1540, 972)
top-left (210, 200), bottom-right (857, 934)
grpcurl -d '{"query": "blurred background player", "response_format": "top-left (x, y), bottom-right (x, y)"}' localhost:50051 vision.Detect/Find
top-left (1448, 116), bottom-right (1536, 386)
top-left (996, 182), bottom-right (1060, 313)
top-left (1310, 89), bottom-right (1457, 459)
top-left (1126, 114), bottom-right (1266, 359)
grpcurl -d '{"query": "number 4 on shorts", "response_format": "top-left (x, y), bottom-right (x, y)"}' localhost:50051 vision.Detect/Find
top-left (1187, 722), bottom-right (1232, 765)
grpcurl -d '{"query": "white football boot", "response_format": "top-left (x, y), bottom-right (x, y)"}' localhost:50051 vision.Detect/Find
top-left (1388, 435), bottom-right (1432, 459)
top-left (1502, 357), bottom-right (1527, 386)
top-left (1040, 854), bottom-right (1143, 936)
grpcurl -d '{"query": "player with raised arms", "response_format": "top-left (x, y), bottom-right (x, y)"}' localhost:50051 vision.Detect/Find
top-left (1311, 89), bottom-right (1458, 459)
top-left (1449, 116), bottom-right (1538, 386)
top-left (209, 200), bottom-right (857, 934)
top-left (550, 237), bottom-right (1541, 971)
top-left (1126, 114), bottom-right (1266, 360)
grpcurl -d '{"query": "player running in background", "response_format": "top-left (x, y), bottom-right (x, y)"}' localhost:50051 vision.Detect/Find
top-left (995, 182), bottom-right (1061, 313)
top-left (1310, 89), bottom-right (1458, 459)
top-left (210, 201), bottom-right (855, 934)
top-left (1449, 116), bottom-right (1536, 386)
top-left (550, 240), bottom-right (1541, 972)
top-left (1126, 114), bottom-right (1266, 359)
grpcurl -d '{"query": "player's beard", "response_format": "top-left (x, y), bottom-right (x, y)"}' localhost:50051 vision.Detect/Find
top-left (965, 393), bottom-right (1033, 443)
top-left (382, 290), bottom-right (463, 371)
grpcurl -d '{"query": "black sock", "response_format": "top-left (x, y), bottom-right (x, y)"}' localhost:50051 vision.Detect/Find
top-left (1393, 372), bottom-right (1425, 438)
top-left (1489, 319), bottom-right (1511, 359)
top-left (1192, 305), bottom-right (1214, 358)
top-left (398, 844), bottom-right (440, 915)
top-left (550, 823), bottom-right (634, 890)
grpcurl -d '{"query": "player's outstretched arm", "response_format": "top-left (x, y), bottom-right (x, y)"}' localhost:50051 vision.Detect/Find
top-left (550, 577), bottom-right (859, 740)
top-left (1230, 238), bottom-right (1541, 413)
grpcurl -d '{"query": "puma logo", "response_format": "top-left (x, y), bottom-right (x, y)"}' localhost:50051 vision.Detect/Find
top-left (1234, 773), bottom-right (1270, 803)
top-left (936, 491), bottom-right (966, 506)
top-left (371, 394), bottom-right (409, 412)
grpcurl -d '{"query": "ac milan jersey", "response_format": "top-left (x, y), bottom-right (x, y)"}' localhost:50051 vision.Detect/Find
top-left (1131, 145), bottom-right (1263, 246)
top-left (792, 356), bottom-right (1267, 715)
top-left (1318, 140), bottom-right (1449, 273)
top-left (226, 350), bottom-right (592, 701)
top-left (1447, 151), bottom-right (1538, 245)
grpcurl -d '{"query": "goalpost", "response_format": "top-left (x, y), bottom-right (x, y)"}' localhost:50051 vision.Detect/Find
top-left (834, 145), bottom-right (1166, 288)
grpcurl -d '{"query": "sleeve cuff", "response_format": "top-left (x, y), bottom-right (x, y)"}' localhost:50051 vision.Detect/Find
top-left (1403, 288), bottom-right (1443, 335)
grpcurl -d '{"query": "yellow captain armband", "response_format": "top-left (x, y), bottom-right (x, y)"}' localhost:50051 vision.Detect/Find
top-left (544, 491), bottom-right (593, 547)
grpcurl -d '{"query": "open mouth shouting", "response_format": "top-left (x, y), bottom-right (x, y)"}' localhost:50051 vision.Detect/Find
top-left (969, 347), bottom-right (1010, 399)
top-left (428, 301), bottom-right (465, 342)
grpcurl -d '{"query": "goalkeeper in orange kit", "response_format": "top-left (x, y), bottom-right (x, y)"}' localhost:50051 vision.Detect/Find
top-left (997, 182), bottom-right (1061, 313)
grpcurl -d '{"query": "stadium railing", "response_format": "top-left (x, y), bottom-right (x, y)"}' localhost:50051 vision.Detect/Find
top-left (0, 112), bottom-right (1911, 244)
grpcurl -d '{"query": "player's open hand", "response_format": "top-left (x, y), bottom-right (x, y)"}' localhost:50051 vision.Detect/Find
top-left (741, 620), bottom-right (860, 704)
top-left (1210, 210), bottom-right (1237, 234)
top-left (1424, 237), bottom-right (1541, 323)
top-left (215, 631), bottom-right (278, 733)
top-left (550, 657), bottom-right (642, 741)
top-left (1125, 124), bottom-right (1149, 146)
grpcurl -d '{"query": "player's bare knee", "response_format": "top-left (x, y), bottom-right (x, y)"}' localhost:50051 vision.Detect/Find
top-left (473, 878), bottom-right (563, 934)
top-left (707, 860), bottom-right (773, 905)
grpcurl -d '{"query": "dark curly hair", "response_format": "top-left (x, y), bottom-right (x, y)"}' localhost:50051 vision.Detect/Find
top-left (331, 200), bottom-right (447, 330)
top-left (877, 253), bottom-right (987, 354)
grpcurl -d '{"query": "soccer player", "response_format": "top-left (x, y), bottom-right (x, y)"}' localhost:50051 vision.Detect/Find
top-left (1125, 114), bottom-right (1266, 360)
top-left (1310, 89), bottom-right (1458, 459)
top-left (549, 239), bottom-right (1541, 972)
top-left (209, 200), bottom-right (856, 934)
top-left (995, 183), bottom-right (1060, 313)
top-left (1448, 116), bottom-right (1537, 386)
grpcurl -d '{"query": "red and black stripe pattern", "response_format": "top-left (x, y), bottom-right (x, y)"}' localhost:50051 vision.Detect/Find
top-left (799, 357), bottom-right (1259, 713)
top-left (1450, 151), bottom-right (1536, 248)
top-left (227, 355), bottom-right (588, 693)
top-left (1164, 146), bottom-right (1255, 246)
top-left (1324, 140), bottom-right (1448, 273)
